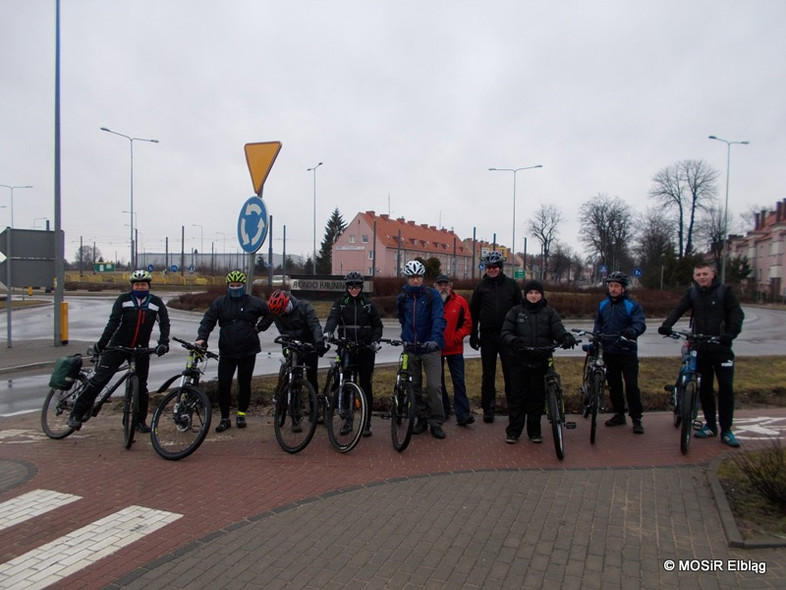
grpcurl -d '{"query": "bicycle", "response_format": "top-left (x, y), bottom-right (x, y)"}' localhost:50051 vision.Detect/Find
top-left (663, 330), bottom-right (719, 455)
top-left (41, 345), bottom-right (156, 449)
top-left (379, 338), bottom-right (415, 452)
top-left (518, 343), bottom-right (577, 460)
top-left (150, 337), bottom-right (218, 461)
top-left (321, 336), bottom-right (371, 453)
top-left (272, 335), bottom-right (319, 454)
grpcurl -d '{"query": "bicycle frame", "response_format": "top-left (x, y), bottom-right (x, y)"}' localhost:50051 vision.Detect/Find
top-left (273, 335), bottom-right (319, 453)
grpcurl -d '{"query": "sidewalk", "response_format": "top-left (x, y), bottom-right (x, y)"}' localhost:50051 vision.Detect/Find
top-left (0, 339), bottom-right (92, 374)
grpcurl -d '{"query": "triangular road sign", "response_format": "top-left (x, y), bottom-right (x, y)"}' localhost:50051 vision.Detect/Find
top-left (244, 141), bottom-right (282, 195)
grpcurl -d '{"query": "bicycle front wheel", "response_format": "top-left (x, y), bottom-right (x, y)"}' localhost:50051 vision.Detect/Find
top-left (123, 375), bottom-right (139, 449)
top-left (151, 386), bottom-right (212, 460)
top-left (391, 380), bottom-right (414, 452)
top-left (41, 375), bottom-right (87, 439)
top-left (326, 381), bottom-right (367, 453)
top-left (274, 378), bottom-right (317, 454)
top-left (589, 372), bottom-right (603, 445)
top-left (679, 378), bottom-right (698, 455)
top-left (547, 383), bottom-right (564, 460)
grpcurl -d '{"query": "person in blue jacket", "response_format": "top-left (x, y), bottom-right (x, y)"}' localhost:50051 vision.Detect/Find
top-left (396, 260), bottom-right (447, 439)
top-left (594, 271), bottom-right (647, 434)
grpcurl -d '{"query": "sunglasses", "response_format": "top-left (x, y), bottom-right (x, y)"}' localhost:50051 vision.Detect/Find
top-left (486, 265), bottom-right (500, 270)
top-left (347, 283), bottom-right (363, 289)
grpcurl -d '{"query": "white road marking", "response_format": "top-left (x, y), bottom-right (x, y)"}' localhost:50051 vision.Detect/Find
top-left (0, 489), bottom-right (81, 533)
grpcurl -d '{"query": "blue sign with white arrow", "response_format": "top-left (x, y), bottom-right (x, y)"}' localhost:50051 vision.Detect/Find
top-left (237, 196), bottom-right (268, 253)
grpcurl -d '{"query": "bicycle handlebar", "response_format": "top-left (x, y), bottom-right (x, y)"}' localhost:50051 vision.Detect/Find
top-left (571, 328), bottom-right (631, 342)
top-left (103, 345), bottom-right (157, 356)
top-left (173, 337), bottom-right (219, 360)
top-left (274, 334), bottom-right (317, 352)
top-left (667, 331), bottom-right (720, 344)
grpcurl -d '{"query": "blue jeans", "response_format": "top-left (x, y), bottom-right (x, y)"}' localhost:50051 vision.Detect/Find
top-left (441, 354), bottom-right (471, 420)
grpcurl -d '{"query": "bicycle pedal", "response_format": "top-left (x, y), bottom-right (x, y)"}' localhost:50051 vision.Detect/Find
top-left (565, 421), bottom-right (577, 429)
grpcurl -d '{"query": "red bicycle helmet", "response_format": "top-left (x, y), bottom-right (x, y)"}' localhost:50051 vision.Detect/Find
top-left (268, 289), bottom-right (290, 315)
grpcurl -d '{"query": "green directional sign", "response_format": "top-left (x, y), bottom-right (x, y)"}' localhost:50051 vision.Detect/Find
top-left (514, 270), bottom-right (525, 279)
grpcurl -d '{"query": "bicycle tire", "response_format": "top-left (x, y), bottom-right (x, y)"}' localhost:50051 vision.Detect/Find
top-left (589, 371), bottom-right (603, 445)
top-left (123, 375), bottom-right (138, 449)
top-left (391, 380), bottom-right (414, 452)
top-left (326, 381), bottom-right (367, 453)
top-left (274, 377), bottom-right (318, 454)
top-left (41, 374), bottom-right (88, 439)
top-left (679, 378), bottom-right (698, 455)
top-left (547, 382), bottom-right (564, 460)
top-left (150, 386), bottom-right (212, 461)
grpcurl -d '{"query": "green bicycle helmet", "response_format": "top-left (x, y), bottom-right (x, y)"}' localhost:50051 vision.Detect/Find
top-left (129, 269), bottom-right (152, 284)
top-left (226, 269), bottom-right (247, 284)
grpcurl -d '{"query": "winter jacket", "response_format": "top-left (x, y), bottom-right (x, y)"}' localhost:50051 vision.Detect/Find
top-left (469, 271), bottom-right (523, 336)
top-left (324, 292), bottom-right (383, 345)
top-left (593, 291), bottom-right (646, 356)
top-left (500, 298), bottom-right (568, 366)
top-left (396, 284), bottom-right (446, 349)
top-left (441, 291), bottom-right (472, 356)
top-left (258, 294), bottom-right (323, 344)
top-left (98, 292), bottom-right (170, 350)
top-left (197, 294), bottom-right (267, 358)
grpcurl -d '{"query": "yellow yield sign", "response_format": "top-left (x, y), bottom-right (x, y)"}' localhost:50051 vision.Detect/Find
top-left (244, 141), bottom-right (282, 195)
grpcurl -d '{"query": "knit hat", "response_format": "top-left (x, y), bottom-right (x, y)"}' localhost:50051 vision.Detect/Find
top-left (523, 279), bottom-right (545, 296)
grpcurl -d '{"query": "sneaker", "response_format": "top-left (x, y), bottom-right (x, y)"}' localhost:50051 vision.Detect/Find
top-left (236, 415), bottom-right (247, 429)
top-left (430, 425), bottom-right (446, 439)
top-left (67, 416), bottom-right (83, 431)
top-left (412, 418), bottom-right (428, 435)
top-left (632, 419), bottom-right (644, 434)
top-left (605, 414), bottom-right (627, 427)
top-left (136, 422), bottom-right (151, 433)
top-left (456, 415), bottom-right (475, 426)
top-left (530, 435), bottom-right (543, 444)
top-left (483, 410), bottom-right (495, 423)
top-left (721, 431), bottom-right (740, 447)
top-left (215, 418), bottom-right (231, 433)
top-left (340, 419), bottom-right (353, 436)
top-left (505, 434), bottom-right (518, 444)
top-left (362, 425), bottom-right (372, 437)
top-left (694, 425), bottom-right (718, 438)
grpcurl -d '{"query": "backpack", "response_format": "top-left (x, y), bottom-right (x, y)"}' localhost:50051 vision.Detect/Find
top-left (49, 354), bottom-right (83, 390)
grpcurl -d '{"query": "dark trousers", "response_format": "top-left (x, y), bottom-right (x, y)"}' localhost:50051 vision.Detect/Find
top-left (349, 347), bottom-right (376, 427)
top-left (480, 330), bottom-right (512, 412)
top-left (604, 353), bottom-right (643, 420)
top-left (441, 354), bottom-right (470, 420)
top-left (217, 354), bottom-right (257, 419)
top-left (71, 349), bottom-right (151, 421)
top-left (696, 348), bottom-right (736, 432)
top-left (507, 361), bottom-right (547, 439)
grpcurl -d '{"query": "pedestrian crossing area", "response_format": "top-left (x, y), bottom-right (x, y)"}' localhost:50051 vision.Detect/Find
top-left (0, 489), bottom-right (182, 590)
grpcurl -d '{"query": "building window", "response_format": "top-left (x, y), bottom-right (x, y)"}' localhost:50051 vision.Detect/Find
top-left (349, 235), bottom-right (356, 244)
top-left (362, 235), bottom-right (369, 243)
top-left (368, 250), bottom-right (374, 260)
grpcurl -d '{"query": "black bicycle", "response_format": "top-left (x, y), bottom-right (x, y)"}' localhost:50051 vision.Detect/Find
top-left (150, 337), bottom-right (218, 460)
top-left (273, 335), bottom-right (319, 454)
top-left (321, 337), bottom-right (370, 453)
top-left (380, 339), bottom-right (416, 452)
top-left (663, 330), bottom-right (718, 455)
top-left (572, 329), bottom-right (609, 445)
top-left (41, 345), bottom-right (156, 449)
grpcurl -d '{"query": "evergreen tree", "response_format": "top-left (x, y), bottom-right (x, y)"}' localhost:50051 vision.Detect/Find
top-left (316, 208), bottom-right (347, 274)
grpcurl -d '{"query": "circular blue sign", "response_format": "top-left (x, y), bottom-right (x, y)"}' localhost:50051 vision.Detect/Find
top-left (633, 267), bottom-right (643, 277)
top-left (237, 196), bottom-right (268, 253)
top-left (147, 264), bottom-right (154, 272)
top-left (170, 265), bottom-right (178, 273)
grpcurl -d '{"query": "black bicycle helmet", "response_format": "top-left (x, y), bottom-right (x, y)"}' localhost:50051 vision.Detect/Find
top-left (606, 271), bottom-right (629, 287)
top-left (482, 251), bottom-right (505, 266)
top-left (344, 271), bottom-right (364, 285)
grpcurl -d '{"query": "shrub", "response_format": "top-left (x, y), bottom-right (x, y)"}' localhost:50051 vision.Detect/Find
top-left (731, 438), bottom-right (786, 514)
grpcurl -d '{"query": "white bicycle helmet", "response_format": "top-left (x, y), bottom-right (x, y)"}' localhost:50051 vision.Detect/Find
top-left (404, 260), bottom-right (426, 276)
top-left (129, 269), bottom-right (152, 283)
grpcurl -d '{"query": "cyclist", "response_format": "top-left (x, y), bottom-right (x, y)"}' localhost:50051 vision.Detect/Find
top-left (67, 269), bottom-right (170, 432)
top-left (500, 279), bottom-right (575, 444)
top-left (258, 289), bottom-right (328, 395)
top-left (396, 259), bottom-right (447, 439)
top-left (323, 271), bottom-right (383, 437)
top-left (594, 271), bottom-right (647, 434)
top-left (469, 251), bottom-right (523, 423)
top-left (195, 269), bottom-right (268, 432)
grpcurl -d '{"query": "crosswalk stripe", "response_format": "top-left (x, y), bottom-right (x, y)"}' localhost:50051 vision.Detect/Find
top-left (0, 489), bottom-right (81, 533)
top-left (0, 504), bottom-right (182, 590)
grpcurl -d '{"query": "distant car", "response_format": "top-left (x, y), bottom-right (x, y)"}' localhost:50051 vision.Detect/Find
top-left (252, 274), bottom-right (290, 288)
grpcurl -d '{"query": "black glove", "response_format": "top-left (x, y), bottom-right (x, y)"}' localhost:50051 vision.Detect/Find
top-left (155, 344), bottom-right (169, 357)
top-left (561, 333), bottom-right (577, 349)
top-left (719, 333), bottom-right (734, 346)
top-left (371, 341), bottom-right (381, 353)
top-left (469, 334), bottom-right (480, 350)
top-left (88, 342), bottom-right (103, 357)
top-left (622, 328), bottom-right (636, 340)
top-left (423, 341), bottom-right (440, 353)
top-left (316, 341), bottom-right (330, 357)
top-left (657, 325), bottom-right (672, 336)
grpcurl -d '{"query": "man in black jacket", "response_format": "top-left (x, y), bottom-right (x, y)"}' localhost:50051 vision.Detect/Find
top-left (469, 251), bottom-right (523, 423)
top-left (658, 263), bottom-right (744, 447)
top-left (196, 270), bottom-right (268, 432)
top-left (68, 269), bottom-right (170, 432)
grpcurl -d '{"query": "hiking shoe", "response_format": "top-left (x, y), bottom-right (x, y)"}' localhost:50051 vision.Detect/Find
top-left (340, 419), bottom-right (353, 436)
top-left (67, 416), bottom-right (83, 431)
top-left (456, 415), bottom-right (475, 426)
top-left (236, 415), bottom-right (247, 429)
top-left (694, 425), bottom-right (718, 438)
top-left (136, 422), bottom-right (151, 433)
top-left (413, 418), bottom-right (428, 435)
top-left (362, 425), bottom-right (372, 437)
top-left (215, 419), bottom-right (231, 433)
top-left (430, 425), bottom-right (446, 439)
top-left (605, 414), bottom-right (627, 427)
top-left (505, 434), bottom-right (518, 444)
top-left (721, 431), bottom-right (740, 447)
top-left (483, 410), bottom-right (495, 423)
top-left (632, 419), bottom-right (644, 434)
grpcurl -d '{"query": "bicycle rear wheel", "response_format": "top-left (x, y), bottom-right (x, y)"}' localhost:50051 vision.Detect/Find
top-left (274, 378), bottom-right (317, 453)
top-left (589, 372), bottom-right (603, 445)
top-left (123, 375), bottom-right (138, 449)
top-left (391, 381), bottom-right (414, 452)
top-left (41, 375), bottom-right (87, 439)
top-left (679, 378), bottom-right (698, 455)
top-left (326, 381), bottom-right (367, 453)
top-left (151, 386), bottom-right (212, 460)
top-left (547, 383), bottom-right (564, 460)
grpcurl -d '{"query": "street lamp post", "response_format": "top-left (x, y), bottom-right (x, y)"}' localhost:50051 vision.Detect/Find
top-left (0, 184), bottom-right (33, 229)
top-left (708, 135), bottom-right (749, 284)
top-left (488, 165), bottom-right (542, 274)
top-left (1, 184), bottom-right (33, 348)
top-left (307, 162), bottom-right (323, 275)
top-left (192, 224), bottom-right (203, 269)
top-left (101, 127), bottom-right (158, 270)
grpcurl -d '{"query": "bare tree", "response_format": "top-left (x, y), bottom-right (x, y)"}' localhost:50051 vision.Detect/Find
top-left (527, 204), bottom-right (563, 280)
top-left (695, 207), bottom-right (725, 270)
top-left (633, 208), bottom-right (674, 289)
top-left (548, 240), bottom-right (574, 282)
top-left (579, 194), bottom-right (633, 272)
top-left (649, 159), bottom-right (718, 257)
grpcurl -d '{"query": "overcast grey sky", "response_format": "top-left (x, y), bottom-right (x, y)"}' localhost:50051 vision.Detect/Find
top-left (2, 0), bottom-right (784, 268)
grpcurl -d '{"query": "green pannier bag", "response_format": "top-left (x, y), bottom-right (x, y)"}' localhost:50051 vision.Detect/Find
top-left (48, 354), bottom-right (83, 390)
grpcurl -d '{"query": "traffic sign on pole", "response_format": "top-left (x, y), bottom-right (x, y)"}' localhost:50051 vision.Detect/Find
top-left (244, 141), bottom-right (282, 195)
top-left (237, 196), bottom-right (268, 253)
